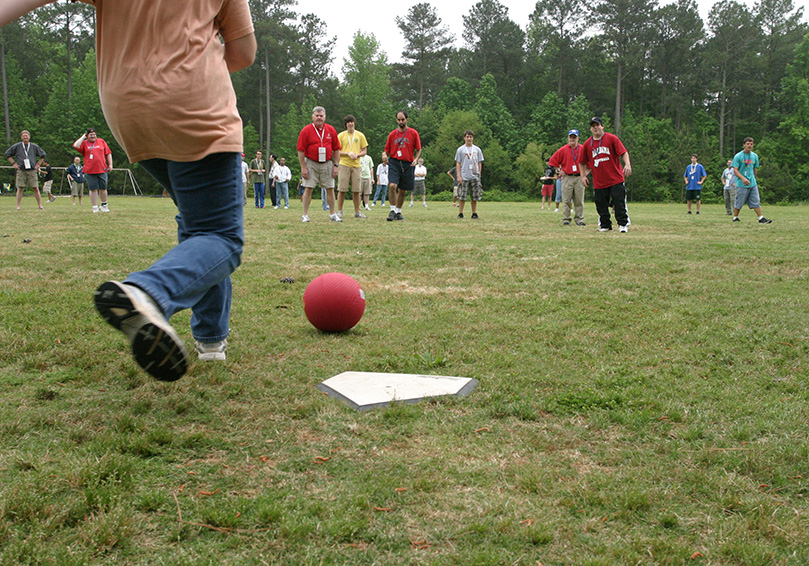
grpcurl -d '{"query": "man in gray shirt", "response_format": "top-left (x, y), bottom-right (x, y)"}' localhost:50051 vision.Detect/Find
top-left (5, 130), bottom-right (46, 210)
top-left (454, 130), bottom-right (484, 219)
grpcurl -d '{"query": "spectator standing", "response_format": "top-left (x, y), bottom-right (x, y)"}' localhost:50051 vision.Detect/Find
top-left (578, 117), bottom-right (632, 233)
top-left (336, 115), bottom-right (368, 219)
top-left (683, 153), bottom-right (706, 215)
top-left (373, 152), bottom-right (389, 206)
top-left (5, 129), bottom-right (46, 210)
top-left (274, 157), bottom-right (292, 209)
top-left (67, 156), bottom-right (85, 206)
top-left (360, 153), bottom-right (374, 211)
top-left (541, 162), bottom-right (556, 210)
top-left (240, 153), bottom-right (250, 205)
top-left (297, 105), bottom-right (341, 222)
top-left (41, 160), bottom-right (55, 202)
top-left (249, 150), bottom-right (266, 208)
top-left (549, 129), bottom-right (586, 226)
top-left (454, 130), bottom-right (484, 220)
top-left (410, 158), bottom-right (428, 207)
top-left (721, 159), bottom-right (736, 216)
top-left (731, 137), bottom-right (772, 224)
top-left (73, 128), bottom-right (113, 213)
top-left (447, 166), bottom-right (460, 207)
top-left (268, 153), bottom-right (278, 208)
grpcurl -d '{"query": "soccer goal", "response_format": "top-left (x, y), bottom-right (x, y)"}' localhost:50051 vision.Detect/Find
top-left (1, 166), bottom-right (143, 196)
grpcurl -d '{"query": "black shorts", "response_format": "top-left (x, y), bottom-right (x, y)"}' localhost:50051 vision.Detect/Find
top-left (388, 158), bottom-right (414, 192)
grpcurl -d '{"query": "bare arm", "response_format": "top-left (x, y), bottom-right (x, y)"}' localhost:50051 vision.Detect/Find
top-left (107, 152), bottom-right (113, 171)
top-left (297, 150), bottom-right (309, 180)
top-left (0, 0), bottom-right (53, 26)
top-left (224, 33), bottom-right (257, 73)
top-left (579, 164), bottom-right (590, 188)
top-left (621, 151), bottom-right (632, 177)
top-left (73, 134), bottom-right (86, 152)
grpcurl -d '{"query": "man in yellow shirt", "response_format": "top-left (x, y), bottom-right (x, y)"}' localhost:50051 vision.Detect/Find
top-left (336, 115), bottom-right (368, 219)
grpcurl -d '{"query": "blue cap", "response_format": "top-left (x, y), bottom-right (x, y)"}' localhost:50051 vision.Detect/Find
top-left (568, 129), bottom-right (579, 137)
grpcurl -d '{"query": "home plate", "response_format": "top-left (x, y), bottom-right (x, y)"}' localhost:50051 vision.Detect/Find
top-left (317, 371), bottom-right (479, 411)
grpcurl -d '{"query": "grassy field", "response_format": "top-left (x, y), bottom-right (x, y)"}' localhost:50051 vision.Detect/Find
top-left (1, 196), bottom-right (807, 565)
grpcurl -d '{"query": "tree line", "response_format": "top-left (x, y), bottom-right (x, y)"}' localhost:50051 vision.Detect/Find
top-left (2, 0), bottom-right (807, 202)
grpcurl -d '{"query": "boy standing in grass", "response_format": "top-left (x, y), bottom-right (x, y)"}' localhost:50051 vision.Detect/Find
top-left (683, 153), bottom-right (706, 215)
top-left (2, 0), bottom-right (257, 381)
top-left (731, 137), bottom-right (772, 224)
top-left (454, 130), bottom-right (484, 220)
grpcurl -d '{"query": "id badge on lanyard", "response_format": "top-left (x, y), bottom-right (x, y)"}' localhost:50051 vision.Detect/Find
top-left (318, 147), bottom-right (326, 162)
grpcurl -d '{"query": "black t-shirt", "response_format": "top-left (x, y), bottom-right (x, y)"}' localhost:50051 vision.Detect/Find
top-left (543, 165), bottom-right (555, 186)
top-left (43, 166), bottom-right (53, 182)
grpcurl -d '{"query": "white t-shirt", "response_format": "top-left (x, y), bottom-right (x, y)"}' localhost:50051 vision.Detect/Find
top-left (414, 165), bottom-right (427, 180)
top-left (376, 163), bottom-right (389, 185)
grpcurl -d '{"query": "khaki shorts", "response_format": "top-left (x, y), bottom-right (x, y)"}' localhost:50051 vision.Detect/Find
top-left (42, 180), bottom-right (54, 193)
top-left (413, 179), bottom-right (426, 196)
top-left (361, 178), bottom-right (373, 195)
top-left (302, 158), bottom-right (335, 189)
top-left (16, 169), bottom-right (38, 188)
top-left (70, 180), bottom-right (85, 197)
top-left (337, 164), bottom-right (361, 193)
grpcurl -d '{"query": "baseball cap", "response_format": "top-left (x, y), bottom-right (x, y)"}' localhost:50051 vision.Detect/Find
top-left (86, 127), bottom-right (96, 134)
top-left (568, 129), bottom-right (579, 137)
top-left (589, 117), bottom-right (603, 126)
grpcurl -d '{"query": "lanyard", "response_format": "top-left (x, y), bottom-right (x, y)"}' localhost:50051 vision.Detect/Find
top-left (570, 144), bottom-right (577, 162)
top-left (395, 128), bottom-right (409, 147)
top-left (312, 123), bottom-right (326, 146)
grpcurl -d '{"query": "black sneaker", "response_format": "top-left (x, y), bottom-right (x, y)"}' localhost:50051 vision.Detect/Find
top-left (395, 212), bottom-right (404, 221)
top-left (576, 221), bottom-right (586, 226)
top-left (732, 217), bottom-right (740, 222)
top-left (687, 211), bottom-right (692, 214)
top-left (471, 213), bottom-right (479, 219)
top-left (387, 210), bottom-right (396, 222)
top-left (696, 211), bottom-right (700, 215)
top-left (758, 217), bottom-right (772, 224)
top-left (458, 213), bottom-right (464, 219)
top-left (563, 220), bottom-right (570, 225)
top-left (94, 281), bottom-right (189, 381)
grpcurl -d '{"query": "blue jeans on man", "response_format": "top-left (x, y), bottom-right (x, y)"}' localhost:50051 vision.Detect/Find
top-left (254, 182), bottom-right (265, 208)
top-left (130, 152), bottom-right (244, 343)
top-left (373, 183), bottom-right (387, 205)
top-left (276, 181), bottom-right (289, 208)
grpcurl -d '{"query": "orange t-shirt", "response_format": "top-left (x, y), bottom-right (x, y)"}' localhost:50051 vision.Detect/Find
top-left (79, 0), bottom-right (254, 163)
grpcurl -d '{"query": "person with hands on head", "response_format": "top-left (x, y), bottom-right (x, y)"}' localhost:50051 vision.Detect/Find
top-left (73, 128), bottom-right (113, 213)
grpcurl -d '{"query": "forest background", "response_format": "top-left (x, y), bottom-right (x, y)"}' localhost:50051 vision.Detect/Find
top-left (1, 0), bottom-right (807, 203)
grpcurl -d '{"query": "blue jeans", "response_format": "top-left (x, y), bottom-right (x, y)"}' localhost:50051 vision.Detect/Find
top-left (276, 181), bottom-right (289, 207)
top-left (373, 183), bottom-right (387, 205)
top-left (254, 182), bottom-right (265, 207)
top-left (128, 153), bottom-right (244, 342)
top-left (321, 187), bottom-right (330, 210)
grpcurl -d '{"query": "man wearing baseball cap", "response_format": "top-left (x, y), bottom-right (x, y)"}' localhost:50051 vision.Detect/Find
top-left (549, 129), bottom-right (586, 226)
top-left (578, 117), bottom-right (632, 233)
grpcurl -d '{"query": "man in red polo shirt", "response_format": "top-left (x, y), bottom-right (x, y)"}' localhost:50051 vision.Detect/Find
top-left (73, 128), bottom-right (113, 213)
top-left (296, 105), bottom-right (341, 223)
top-left (549, 129), bottom-right (586, 227)
top-left (578, 117), bottom-right (632, 233)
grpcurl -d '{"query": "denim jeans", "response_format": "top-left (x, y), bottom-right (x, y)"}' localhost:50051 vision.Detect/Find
top-left (373, 183), bottom-right (387, 205)
top-left (128, 152), bottom-right (244, 342)
top-left (254, 182), bottom-right (265, 207)
top-left (276, 181), bottom-right (289, 207)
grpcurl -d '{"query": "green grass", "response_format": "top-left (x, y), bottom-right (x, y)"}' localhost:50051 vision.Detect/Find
top-left (1, 195), bottom-right (808, 565)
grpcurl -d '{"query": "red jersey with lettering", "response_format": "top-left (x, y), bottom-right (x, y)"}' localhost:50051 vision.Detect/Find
top-left (297, 123), bottom-right (340, 162)
top-left (578, 132), bottom-right (627, 189)
top-left (384, 127), bottom-right (421, 163)
top-left (77, 138), bottom-right (112, 174)
top-left (549, 143), bottom-right (582, 175)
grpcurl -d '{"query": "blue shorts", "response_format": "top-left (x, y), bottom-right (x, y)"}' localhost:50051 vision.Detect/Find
top-left (85, 172), bottom-right (108, 192)
top-left (735, 185), bottom-right (761, 209)
top-left (387, 158), bottom-right (414, 192)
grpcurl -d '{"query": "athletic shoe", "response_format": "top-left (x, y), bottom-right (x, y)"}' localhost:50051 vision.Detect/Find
top-left (576, 221), bottom-right (586, 226)
top-left (337, 210), bottom-right (343, 219)
top-left (100, 204), bottom-right (110, 212)
top-left (732, 217), bottom-right (740, 222)
top-left (554, 208), bottom-right (559, 212)
top-left (471, 213), bottom-right (479, 219)
top-left (195, 340), bottom-right (227, 361)
top-left (457, 213), bottom-right (464, 219)
top-left (354, 212), bottom-right (367, 218)
top-left (330, 214), bottom-right (342, 222)
top-left (365, 204), bottom-right (370, 211)
top-left (423, 203), bottom-right (428, 208)
top-left (387, 210), bottom-right (396, 221)
top-left (48, 196), bottom-right (56, 203)
top-left (284, 206), bottom-right (289, 209)
top-left (563, 220), bottom-right (571, 225)
top-left (619, 225), bottom-right (628, 233)
top-left (696, 211), bottom-right (700, 215)
top-left (302, 215), bottom-right (310, 222)
top-left (758, 217), bottom-right (772, 224)
top-left (93, 206), bottom-right (100, 213)
top-left (598, 227), bottom-right (612, 232)
top-left (395, 212), bottom-right (404, 221)
top-left (94, 281), bottom-right (189, 382)
top-left (687, 211), bottom-right (692, 214)
top-left (371, 203), bottom-right (375, 207)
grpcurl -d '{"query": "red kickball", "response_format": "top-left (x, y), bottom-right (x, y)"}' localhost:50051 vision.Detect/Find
top-left (303, 273), bottom-right (366, 332)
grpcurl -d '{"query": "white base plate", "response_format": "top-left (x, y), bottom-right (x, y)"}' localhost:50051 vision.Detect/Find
top-left (317, 371), bottom-right (479, 411)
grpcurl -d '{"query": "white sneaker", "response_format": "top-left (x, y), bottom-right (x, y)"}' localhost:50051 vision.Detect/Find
top-left (284, 206), bottom-right (289, 209)
top-left (423, 203), bottom-right (428, 208)
top-left (94, 281), bottom-right (188, 381)
top-left (337, 210), bottom-right (343, 219)
top-left (371, 203), bottom-right (375, 207)
top-left (364, 204), bottom-right (370, 211)
top-left (598, 227), bottom-right (612, 232)
top-left (354, 211), bottom-right (367, 218)
top-left (554, 208), bottom-right (559, 212)
top-left (619, 225), bottom-right (628, 233)
top-left (409, 203), bottom-right (414, 207)
top-left (101, 204), bottom-right (110, 212)
top-left (302, 215), bottom-right (310, 222)
top-left (330, 214), bottom-right (342, 222)
top-left (92, 206), bottom-right (100, 213)
top-left (195, 339), bottom-right (227, 361)
top-left (273, 206), bottom-right (279, 209)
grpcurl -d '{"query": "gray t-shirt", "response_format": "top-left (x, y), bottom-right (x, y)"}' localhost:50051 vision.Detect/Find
top-left (5, 142), bottom-right (46, 170)
top-left (454, 144), bottom-right (484, 181)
